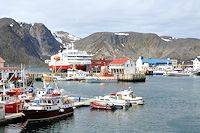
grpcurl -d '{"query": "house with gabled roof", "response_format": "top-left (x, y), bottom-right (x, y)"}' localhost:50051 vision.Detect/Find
top-left (192, 56), bottom-right (200, 71)
top-left (0, 57), bottom-right (21, 81)
top-left (109, 58), bottom-right (136, 76)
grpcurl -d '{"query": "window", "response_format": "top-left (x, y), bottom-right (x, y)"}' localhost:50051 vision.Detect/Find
top-left (48, 100), bottom-right (51, 104)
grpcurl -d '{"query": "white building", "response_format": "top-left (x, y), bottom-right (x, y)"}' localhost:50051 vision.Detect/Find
top-left (136, 56), bottom-right (174, 73)
top-left (109, 58), bottom-right (136, 76)
top-left (192, 56), bottom-right (200, 71)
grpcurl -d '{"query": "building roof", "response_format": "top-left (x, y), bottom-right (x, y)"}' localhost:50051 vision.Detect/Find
top-left (0, 57), bottom-right (5, 63)
top-left (0, 67), bottom-right (20, 71)
top-left (110, 58), bottom-right (129, 65)
top-left (142, 58), bottom-right (171, 64)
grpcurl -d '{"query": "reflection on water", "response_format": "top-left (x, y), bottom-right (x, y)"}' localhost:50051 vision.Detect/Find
top-left (21, 116), bottom-right (74, 133)
top-left (167, 116), bottom-right (200, 133)
top-left (90, 108), bottom-right (115, 113)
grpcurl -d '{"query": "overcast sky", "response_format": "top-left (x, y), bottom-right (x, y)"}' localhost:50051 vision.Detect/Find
top-left (0, 0), bottom-right (200, 38)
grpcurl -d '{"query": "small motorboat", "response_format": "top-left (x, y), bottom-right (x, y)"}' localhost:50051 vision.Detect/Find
top-left (90, 101), bottom-right (114, 110)
top-left (92, 95), bottom-right (130, 110)
top-left (116, 88), bottom-right (144, 105)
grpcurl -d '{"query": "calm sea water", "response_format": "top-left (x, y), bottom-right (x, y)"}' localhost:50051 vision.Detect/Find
top-left (1, 76), bottom-right (200, 133)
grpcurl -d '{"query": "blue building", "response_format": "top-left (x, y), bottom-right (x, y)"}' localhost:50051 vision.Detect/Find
top-left (141, 58), bottom-right (172, 66)
top-left (136, 56), bottom-right (175, 73)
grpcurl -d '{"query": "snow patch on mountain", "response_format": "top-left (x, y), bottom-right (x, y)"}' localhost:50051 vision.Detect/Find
top-left (114, 33), bottom-right (129, 36)
top-left (9, 23), bottom-right (14, 27)
top-left (68, 34), bottom-right (80, 41)
top-left (161, 38), bottom-right (172, 42)
top-left (53, 31), bottom-right (80, 44)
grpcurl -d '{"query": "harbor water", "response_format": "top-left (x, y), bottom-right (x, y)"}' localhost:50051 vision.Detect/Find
top-left (1, 76), bottom-right (200, 133)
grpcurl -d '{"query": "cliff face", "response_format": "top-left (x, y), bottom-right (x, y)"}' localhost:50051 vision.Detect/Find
top-left (0, 18), bottom-right (61, 67)
top-left (74, 32), bottom-right (200, 61)
top-left (53, 31), bottom-right (80, 44)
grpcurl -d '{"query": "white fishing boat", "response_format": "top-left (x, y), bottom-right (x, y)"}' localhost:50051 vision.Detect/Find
top-left (116, 88), bottom-right (144, 105)
top-left (53, 75), bottom-right (69, 81)
top-left (163, 68), bottom-right (192, 76)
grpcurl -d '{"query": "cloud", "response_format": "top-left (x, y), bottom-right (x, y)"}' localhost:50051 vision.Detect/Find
top-left (0, 0), bottom-right (200, 38)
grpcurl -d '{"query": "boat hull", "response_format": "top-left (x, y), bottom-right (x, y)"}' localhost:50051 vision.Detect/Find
top-left (129, 99), bottom-right (144, 105)
top-left (5, 102), bottom-right (23, 113)
top-left (90, 102), bottom-right (114, 110)
top-left (85, 79), bottom-right (118, 83)
top-left (49, 65), bottom-right (86, 71)
top-left (22, 107), bottom-right (74, 122)
top-left (164, 72), bottom-right (191, 76)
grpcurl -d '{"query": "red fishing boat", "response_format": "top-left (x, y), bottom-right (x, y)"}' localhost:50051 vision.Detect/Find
top-left (22, 95), bottom-right (74, 122)
top-left (1, 87), bottom-right (25, 113)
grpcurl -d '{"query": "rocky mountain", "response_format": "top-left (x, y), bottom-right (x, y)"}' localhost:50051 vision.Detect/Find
top-left (53, 31), bottom-right (80, 44)
top-left (0, 17), bottom-right (200, 67)
top-left (74, 32), bottom-right (200, 62)
top-left (0, 18), bottom-right (61, 67)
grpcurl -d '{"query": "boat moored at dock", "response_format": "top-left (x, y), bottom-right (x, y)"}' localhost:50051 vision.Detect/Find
top-left (116, 88), bottom-right (144, 105)
top-left (90, 101), bottom-right (115, 110)
top-left (22, 95), bottom-right (74, 122)
top-left (91, 95), bottom-right (130, 110)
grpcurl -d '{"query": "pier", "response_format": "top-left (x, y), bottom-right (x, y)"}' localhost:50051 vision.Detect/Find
top-left (27, 72), bottom-right (68, 81)
top-left (0, 103), bottom-right (25, 125)
top-left (73, 98), bottom-right (94, 108)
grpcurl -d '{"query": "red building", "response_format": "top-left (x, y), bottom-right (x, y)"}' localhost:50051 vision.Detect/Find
top-left (87, 58), bottom-right (113, 72)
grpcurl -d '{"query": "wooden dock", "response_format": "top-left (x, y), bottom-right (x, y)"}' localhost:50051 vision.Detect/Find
top-left (73, 98), bottom-right (94, 108)
top-left (27, 72), bottom-right (68, 81)
top-left (0, 113), bottom-right (25, 125)
top-left (117, 73), bottom-right (146, 82)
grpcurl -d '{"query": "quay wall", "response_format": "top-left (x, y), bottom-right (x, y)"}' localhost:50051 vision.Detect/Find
top-left (117, 73), bottom-right (146, 82)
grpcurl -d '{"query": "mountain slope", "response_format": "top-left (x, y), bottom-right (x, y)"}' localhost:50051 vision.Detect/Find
top-left (0, 17), bottom-right (200, 67)
top-left (74, 32), bottom-right (200, 61)
top-left (0, 18), bottom-right (61, 67)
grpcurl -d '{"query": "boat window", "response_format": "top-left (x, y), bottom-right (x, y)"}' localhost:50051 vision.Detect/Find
top-left (48, 100), bottom-right (51, 104)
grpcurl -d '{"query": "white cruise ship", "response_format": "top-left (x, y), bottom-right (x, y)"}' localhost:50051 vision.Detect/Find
top-left (45, 43), bottom-right (93, 72)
